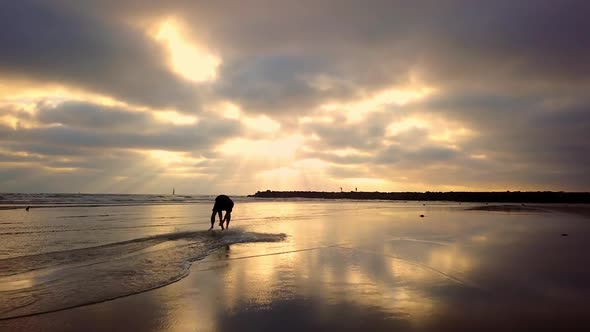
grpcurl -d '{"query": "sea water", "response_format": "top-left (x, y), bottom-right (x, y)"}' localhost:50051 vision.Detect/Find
top-left (0, 195), bottom-right (285, 319)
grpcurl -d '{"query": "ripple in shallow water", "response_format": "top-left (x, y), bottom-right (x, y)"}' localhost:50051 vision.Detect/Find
top-left (0, 229), bottom-right (286, 320)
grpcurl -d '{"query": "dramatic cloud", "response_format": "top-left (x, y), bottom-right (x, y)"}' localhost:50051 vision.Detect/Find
top-left (0, 0), bottom-right (589, 193)
top-left (1, 102), bottom-right (240, 151)
top-left (0, 0), bottom-right (203, 110)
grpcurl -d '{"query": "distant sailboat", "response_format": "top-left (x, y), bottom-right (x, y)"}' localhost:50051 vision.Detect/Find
top-left (172, 188), bottom-right (175, 196)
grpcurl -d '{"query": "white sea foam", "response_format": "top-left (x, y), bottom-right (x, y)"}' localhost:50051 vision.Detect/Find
top-left (0, 229), bottom-right (286, 319)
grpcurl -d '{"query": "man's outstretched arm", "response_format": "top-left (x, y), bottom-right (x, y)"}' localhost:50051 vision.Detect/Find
top-left (209, 211), bottom-right (216, 230)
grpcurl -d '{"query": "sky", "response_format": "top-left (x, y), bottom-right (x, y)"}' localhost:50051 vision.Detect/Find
top-left (1, 0), bottom-right (589, 194)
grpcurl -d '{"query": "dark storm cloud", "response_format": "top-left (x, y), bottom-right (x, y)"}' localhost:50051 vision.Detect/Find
top-left (0, 121), bottom-right (237, 152)
top-left (388, 127), bottom-right (430, 146)
top-left (301, 124), bottom-right (461, 168)
top-left (464, 105), bottom-right (590, 169)
top-left (0, 0), bottom-right (202, 111)
top-left (411, 90), bottom-right (590, 179)
top-left (36, 102), bottom-right (153, 129)
top-left (0, 151), bottom-right (44, 163)
top-left (214, 55), bottom-right (342, 114)
top-left (138, 0), bottom-right (590, 130)
top-left (0, 157), bottom-right (168, 193)
top-left (305, 123), bottom-right (385, 150)
top-left (303, 112), bottom-right (393, 150)
top-left (3, 143), bottom-right (89, 157)
top-left (420, 1), bottom-right (590, 83)
top-left (5, 0), bottom-right (590, 112)
top-left (6, 0), bottom-right (590, 105)
top-left (0, 148), bottom-right (145, 172)
top-left (0, 102), bottom-right (241, 152)
top-left (0, 102), bottom-right (239, 192)
top-left (173, 0), bottom-right (590, 96)
top-left (375, 145), bottom-right (459, 166)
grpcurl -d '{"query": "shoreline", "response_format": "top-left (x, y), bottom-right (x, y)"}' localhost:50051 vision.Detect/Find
top-left (249, 190), bottom-right (590, 204)
top-left (0, 202), bottom-right (206, 210)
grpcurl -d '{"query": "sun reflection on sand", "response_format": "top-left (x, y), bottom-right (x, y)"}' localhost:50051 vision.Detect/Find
top-left (428, 246), bottom-right (473, 276)
top-left (188, 201), bottom-right (461, 325)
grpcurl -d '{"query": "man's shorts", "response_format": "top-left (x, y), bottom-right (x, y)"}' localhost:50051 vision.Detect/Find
top-left (212, 195), bottom-right (234, 212)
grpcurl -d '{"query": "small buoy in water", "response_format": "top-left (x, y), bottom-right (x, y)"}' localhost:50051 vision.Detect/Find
top-left (420, 214), bottom-right (425, 218)
top-left (561, 233), bottom-right (568, 236)
top-left (25, 206), bottom-right (30, 211)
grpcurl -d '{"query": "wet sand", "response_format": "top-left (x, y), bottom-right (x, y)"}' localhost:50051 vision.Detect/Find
top-left (541, 204), bottom-right (590, 219)
top-left (466, 203), bottom-right (590, 218)
top-left (2, 201), bottom-right (590, 331)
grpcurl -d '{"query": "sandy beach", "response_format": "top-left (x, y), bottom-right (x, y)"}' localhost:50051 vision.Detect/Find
top-left (1, 200), bottom-right (590, 331)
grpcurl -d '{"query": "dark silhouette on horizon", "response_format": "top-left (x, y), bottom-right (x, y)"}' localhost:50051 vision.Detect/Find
top-left (210, 195), bottom-right (234, 230)
top-left (249, 190), bottom-right (590, 204)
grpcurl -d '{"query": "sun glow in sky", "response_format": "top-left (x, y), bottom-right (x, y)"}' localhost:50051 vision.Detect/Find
top-left (218, 135), bottom-right (304, 159)
top-left (1, 2), bottom-right (588, 194)
top-left (0, 82), bottom-right (125, 110)
top-left (148, 150), bottom-right (183, 164)
top-left (154, 19), bottom-right (220, 83)
top-left (153, 110), bottom-right (198, 125)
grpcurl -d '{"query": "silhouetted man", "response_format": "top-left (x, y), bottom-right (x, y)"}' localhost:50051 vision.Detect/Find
top-left (210, 195), bottom-right (234, 230)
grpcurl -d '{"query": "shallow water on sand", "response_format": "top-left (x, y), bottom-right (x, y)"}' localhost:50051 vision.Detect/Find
top-left (0, 202), bottom-right (286, 319)
top-left (2, 200), bottom-right (590, 331)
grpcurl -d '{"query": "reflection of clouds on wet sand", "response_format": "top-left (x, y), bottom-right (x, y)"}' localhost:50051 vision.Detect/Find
top-left (206, 239), bottom-right (476, 327)
top-left (209, 246), bottom-right (441, 329)
top-left (197, 202), bottom-right (590, 331)
top-left (3, 201), bottom-right (590, 331)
